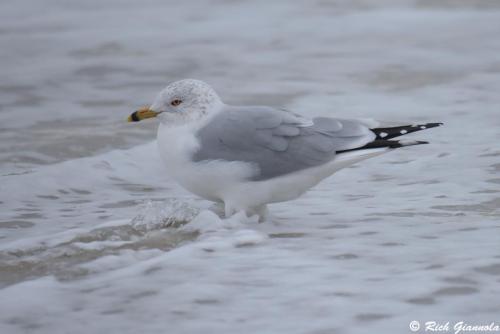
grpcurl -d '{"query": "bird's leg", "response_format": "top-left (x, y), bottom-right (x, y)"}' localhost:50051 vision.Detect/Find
top-left (252, 205), bottom-right (269, 223)
top-left (224, 202), bottom-right (237, 219)
top-left (208, 201), bottom-right (225, 218)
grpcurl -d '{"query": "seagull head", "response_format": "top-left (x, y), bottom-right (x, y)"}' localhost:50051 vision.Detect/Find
top-left (128, 79), bottom-right (223, 124)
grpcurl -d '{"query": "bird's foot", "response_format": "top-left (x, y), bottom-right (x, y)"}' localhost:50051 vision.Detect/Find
top-left (224, 203), bottom-right (270, 223)
top-left (208, 202), bottom-right (225, 218)
top-left (252, 205), bottom-right (270, 223)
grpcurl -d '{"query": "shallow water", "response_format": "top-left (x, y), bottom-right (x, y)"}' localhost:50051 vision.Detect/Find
top-left (1, 0), bottom-right (500, 333)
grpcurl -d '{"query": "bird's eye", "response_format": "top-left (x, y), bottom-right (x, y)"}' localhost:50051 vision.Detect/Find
top-left (171, 99), bottom-right (182, 106)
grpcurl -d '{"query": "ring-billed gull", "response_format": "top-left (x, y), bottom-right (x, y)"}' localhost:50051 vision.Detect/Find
top-left (128, 79), bottom-right (442, 220)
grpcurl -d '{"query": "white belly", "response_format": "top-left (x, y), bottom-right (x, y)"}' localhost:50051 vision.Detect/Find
top-left (216, 148), bottom-right (386, 211)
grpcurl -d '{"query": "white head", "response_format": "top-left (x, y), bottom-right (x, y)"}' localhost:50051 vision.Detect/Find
top-left (128, 79), bottom-right (223, 124)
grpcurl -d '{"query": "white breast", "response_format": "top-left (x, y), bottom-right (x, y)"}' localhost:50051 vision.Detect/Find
top-left (156, 123), bottom-right (256, 202)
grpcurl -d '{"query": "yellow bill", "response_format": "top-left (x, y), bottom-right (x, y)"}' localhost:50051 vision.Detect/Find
top-left (127, 106), bottom-right (161, 122)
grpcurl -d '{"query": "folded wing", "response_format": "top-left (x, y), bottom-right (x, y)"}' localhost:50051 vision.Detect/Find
top-left (193, 106), bottom-right (375, 181)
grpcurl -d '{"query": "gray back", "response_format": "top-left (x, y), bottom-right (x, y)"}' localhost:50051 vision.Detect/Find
top-left (192, 106), bottom-right (374, 181)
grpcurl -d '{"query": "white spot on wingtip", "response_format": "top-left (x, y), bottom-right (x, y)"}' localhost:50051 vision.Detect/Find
top-left (400, 129), bottom-right (408, 134)
top-left (379, 132), bottom-right (388, 138)
top-left (420, 126), bottom-right (426, 129)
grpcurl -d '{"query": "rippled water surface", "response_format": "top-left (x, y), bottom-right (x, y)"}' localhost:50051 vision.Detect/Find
top-left (1, 1), bottom-right (500, 333)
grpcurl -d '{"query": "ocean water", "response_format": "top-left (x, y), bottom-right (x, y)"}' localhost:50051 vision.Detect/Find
top-left (1, 0), bottom-right (500, 333)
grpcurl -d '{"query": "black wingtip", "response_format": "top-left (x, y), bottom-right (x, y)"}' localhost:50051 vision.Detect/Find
top-left (399, 140), bottom-right (429, 147)
top-left (372, 122), bottom-right (443, 140)
top-left (386, 140), bottom-right (429, 148)
top-left (336, 139), bottom-right (429, 153)
top-left (417, 122), bottom-right (443, 129)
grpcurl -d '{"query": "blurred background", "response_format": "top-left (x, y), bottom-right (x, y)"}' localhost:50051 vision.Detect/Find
top-left (1, 1), bottom-right (499, 333)
top-left (2, 0), bottom-right (499, 172)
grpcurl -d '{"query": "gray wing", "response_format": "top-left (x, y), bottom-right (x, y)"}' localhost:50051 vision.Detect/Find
top-left (193, 106), bottom-right (375, 181)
